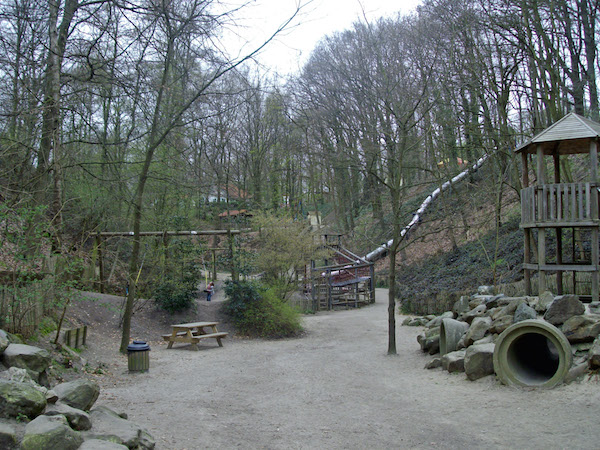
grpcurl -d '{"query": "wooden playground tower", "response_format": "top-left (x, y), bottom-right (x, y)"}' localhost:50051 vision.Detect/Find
top-left (309, 234), bottom-right (375, 310)
top-left (517, 113), bottom-right (600, 301)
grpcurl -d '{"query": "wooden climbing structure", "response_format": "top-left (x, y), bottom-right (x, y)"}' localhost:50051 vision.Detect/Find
top-left (310, 234), bottom-right (375, 311)
top-left (516, 112), bottom-right (600, 301)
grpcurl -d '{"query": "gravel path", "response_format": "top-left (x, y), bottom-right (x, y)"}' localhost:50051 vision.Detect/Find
top-left (94, 288), bottom-right (600, 449)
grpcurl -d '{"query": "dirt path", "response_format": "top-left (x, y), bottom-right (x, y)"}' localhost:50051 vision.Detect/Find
top-left (93, 288), bottom-right (600, 449)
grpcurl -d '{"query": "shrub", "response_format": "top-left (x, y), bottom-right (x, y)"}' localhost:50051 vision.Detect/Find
top-left (153, 277), bottom-right (196, 313)
top-left (222, 280), bottom-right (302, 338)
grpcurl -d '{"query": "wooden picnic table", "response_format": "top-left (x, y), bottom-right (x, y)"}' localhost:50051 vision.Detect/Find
top-left (162, 321), bottom-right (227, 350)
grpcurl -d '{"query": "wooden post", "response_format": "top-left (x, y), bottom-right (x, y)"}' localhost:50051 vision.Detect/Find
top-left (538, 228), bottom-right (546, 295)
top-left (310, 260), bottom-right (317, 311)
top-left (212, 249), bottom-right (217, 281)
top-left (228, 231), bottom-right (238, 282)
top-left (553, 151), bottom-right (563, 294)
top-left (327, 269), bottom-right (332, 311)
top-left (590, 140), bottom-right (599, 301)
top-left (536, 145), bottom-right (547, 295)
top-left (521, 152), bottom-right (531, 294)
top-left (524, 229), bottom-right (532, 295)
top-left (95, 234), bottom-right (104, 293)
top-left (370, 264), bottom-right (376, 303)
top-left (536, 145), bottom-right (545, 184)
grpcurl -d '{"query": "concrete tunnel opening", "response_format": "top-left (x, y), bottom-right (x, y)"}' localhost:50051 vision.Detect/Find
top-left (506, 332), bottom-right (560, 385)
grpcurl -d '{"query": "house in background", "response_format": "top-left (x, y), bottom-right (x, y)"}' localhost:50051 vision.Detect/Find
top-left (218, 209), bottom-right (253, 227)
top-left (205, 184), bottom-right (251, 203)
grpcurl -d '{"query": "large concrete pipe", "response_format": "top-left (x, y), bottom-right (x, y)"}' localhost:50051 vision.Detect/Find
top-left (440, 318), bottom-right (469, 355)
top-left (493, 319), bottom-right (572, 388)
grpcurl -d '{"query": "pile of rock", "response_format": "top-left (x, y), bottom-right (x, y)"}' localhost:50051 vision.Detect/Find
top-left (404, 287), bottom-right (600, 386)
top-left (0, 330), bottom-right (155, 449)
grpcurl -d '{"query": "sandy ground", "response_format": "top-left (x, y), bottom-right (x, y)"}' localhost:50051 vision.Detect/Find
top-left (85, 288), bottom-right (600, 450)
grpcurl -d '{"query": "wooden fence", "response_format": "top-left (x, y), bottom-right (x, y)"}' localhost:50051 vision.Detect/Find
top-left (0, 282), bottom-right (54, 337)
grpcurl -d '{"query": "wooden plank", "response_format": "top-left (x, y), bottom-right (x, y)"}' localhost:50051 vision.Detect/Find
top-left (523, 263), bottom-right (599, 272)
top-left (171, 321), bottom-right (218, 328)
top-left (542, 184), bottom-right (548, 221)
top-left (521, 189), bottom-right (526, 223)
top-left (521, 220), bottom-right (599, 228)
top-left (586, 182), bottom-right (591, 219)
top-left (100, 230), bottom-right (242, 237)
top-left (571, 183), bottom-right (577, 222)
top-left (578, 184), bottom-right (584, 220)
top-left (557, 184), bottom-right (562, 221)
top-left (549, 184), bottom-right (555, 220)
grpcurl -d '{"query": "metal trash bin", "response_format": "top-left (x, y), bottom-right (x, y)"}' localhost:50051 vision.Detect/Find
top-left (127, 340), bottom-right (150, 372)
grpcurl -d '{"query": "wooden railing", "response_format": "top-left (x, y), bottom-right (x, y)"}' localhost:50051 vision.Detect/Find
top-left (521, 182), bottom-right (599, 227)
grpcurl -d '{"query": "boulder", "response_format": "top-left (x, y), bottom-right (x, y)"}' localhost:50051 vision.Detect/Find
top-left (1, 344), bottom-right (50, 375)
top-left (452, 296), bottom-right (471, 315)
top-left (79, 439), bottom-right (128, 449)
top-left (425, 335), bottom-right (440, 355)
top-left (496, 296), bottom-right (531, 307)
top-left (0, 380), bottom-right (46, 419)
top-left (46, 402), bottom-right (92, 430)
top-left (0, 422), bottom-right (17, 449)
top-left (21, 414), bottom-right (83, 450)
top-left (536, 291), bottom-right (555, 313)
top-left (424, 358), bottom-right (442, 370)
top-left (478, 286), bottom-right (494, 295)
top-left (565, 362), bottom-right (589, 384)
top-left (464, 343), bottom-right (495, 381)
top-left (513, 303), bottom-right (537, 323)
top-left (493, 298), bottom-right (526, 320)
top-left (468, 297), bottom-right (486, 309)
top-left (418, 327), bottom-right (440, 353)
top-left (0, 333), bottom-right (9, 354)
top-left (54, 379), bottom-right (100, 411)
top-left (462, 304), bottom-right (487, 324)
top-left (490, 315), bottom-right (513, 334)
top-left (425, 312), bottom-right (454, 329)
top-left (46, 389), bottom-right (59, 404)
top-left (472, 335), bottom-right (494, 346)
top-left (85, 406), bottom-right (155, 449)
top-left (544, 295), bottom-right (585, 325)
top-left (572, 342), bottom-right (594, 354)
top-left (441, 350), bottom-right (466, 373)
top-left (464, 317), bottom-right (492, 347)
top-left (561, 315), bottom-right (600, 343)
top-left (482, 294), bottom-right (504, 309)
top-left (0, 330), bottom-right (22, 344)
top-left (407, 317), bottom-right (429, 326)
top-left (589, 303), bottom-right (600, 315)
top-left (588, 337), bottom-right (600, 369)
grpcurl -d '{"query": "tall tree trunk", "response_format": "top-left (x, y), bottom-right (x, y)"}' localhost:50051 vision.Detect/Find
top-left (39, 0), bottom-right (78, 251)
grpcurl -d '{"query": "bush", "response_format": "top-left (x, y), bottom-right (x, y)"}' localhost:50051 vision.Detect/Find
top-left (153, 278), bottom-right (196, 313)
top-left (222, 280), bottom-right (302, 338)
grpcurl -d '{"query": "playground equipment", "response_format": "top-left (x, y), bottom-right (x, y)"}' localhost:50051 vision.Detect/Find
top-left (493, 319), bottom-right (572, 388)
top-left (515, 112), bottom-right (600, 301)
top-left (309, 235), bottom-right (375, 311)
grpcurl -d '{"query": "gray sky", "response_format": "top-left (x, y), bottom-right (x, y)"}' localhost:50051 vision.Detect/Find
top-left (221, 0), bottom-right (423, 77)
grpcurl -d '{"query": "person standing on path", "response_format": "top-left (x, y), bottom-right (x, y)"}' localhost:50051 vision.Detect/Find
top-left (206, 282), bottom-right (215, 301)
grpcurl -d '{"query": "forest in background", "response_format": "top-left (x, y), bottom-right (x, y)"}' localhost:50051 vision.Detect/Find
top-left (1, 0), bottom-right (599, 349)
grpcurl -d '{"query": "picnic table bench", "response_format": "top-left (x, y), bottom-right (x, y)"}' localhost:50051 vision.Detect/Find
top-left (162, 321), bottom-right (227, 350)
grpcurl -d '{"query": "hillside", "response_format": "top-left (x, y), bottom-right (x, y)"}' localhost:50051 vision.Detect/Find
top-left (337, 163), bottom-right (525, 314)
